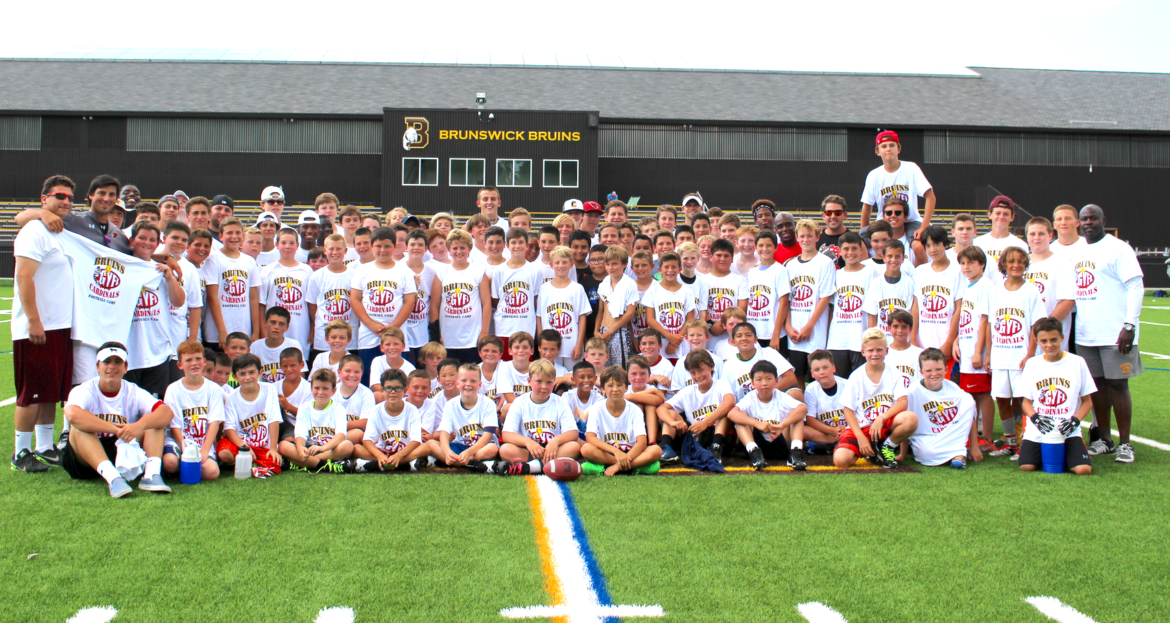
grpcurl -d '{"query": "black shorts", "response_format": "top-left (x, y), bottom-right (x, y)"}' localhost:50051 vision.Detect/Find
top-left (663, 426), bottom-right (715, 451)
top-left (1019, 438), bottom-right (1091, 470)
top-left (62, 435), bottom-right (118, 480)
top-left (830, 350), bottom-right (865, 378)
top-left (752, 430), bottom-right (790, 460)
top-left (774, 335), bottom-right (790, 360)
top-left (788, 351), bottom-right (812, 381)
top-left (278, 421), bottom-right (297, 441)
top-left (125, 360), bottom-right (173, 399)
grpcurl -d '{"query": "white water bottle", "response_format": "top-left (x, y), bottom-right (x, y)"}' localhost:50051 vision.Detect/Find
top-left (235, 446), bottom-right (252, 479)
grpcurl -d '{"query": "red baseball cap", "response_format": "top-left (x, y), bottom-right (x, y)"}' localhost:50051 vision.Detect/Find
top-left (583, 201), bottom-right (603, 213)
top-left (989, 195), bottom-right (1016, 211)
top-left (876, 130), bottom-right (900, 146)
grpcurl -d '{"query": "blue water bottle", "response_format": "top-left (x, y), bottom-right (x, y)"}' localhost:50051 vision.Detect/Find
top-left (180, 444), bottom-right (202, 484)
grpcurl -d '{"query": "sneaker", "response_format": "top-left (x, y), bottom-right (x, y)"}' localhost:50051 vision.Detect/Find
top-left (989, 444), bottom-right (1018, 457)
top-left (709, 443), bottom-right (724, 465)
top-left (878, 443), bottom-right (899, 469)
top-left (138, 474), bottom-right (172, 493)
top-left (109, 477), bottom-right (133, 498)
top-left (11, 449), bottom-right (50, 473)
top-left (315, 459), bottom-right (345, 474)
top-left (1010, 450), bottom-right (1020, 462)
top-left (633, 461), bottom-right (660, 475)
top-left (286, 462), bottom-right (308, 472)
top-left (787, 447), bottom-right (807, 471)
top-left (411, 457), bottom-right (429, 472)
top-left (35, 447), bottom-right (63, 466)
top-left (56, 430), bottom-right (70, 451)
top-left (1115, 443), bottom-right (1135, 463)
top-left (342, 459), bottom-right (361, 474)
top-left (660, 444), bottom-right (679, 463)
top-left (581, 461), bottom-right (606, 476)
top-left (749, 446), bottom-right (768, 470)
top-left (1088, 439), bottom-right (1116, 456)
top-left (465, 460), bottom-right (490, 473)
top-left (950, 456), bottom-right (967, 469)
top-left (977, 437), bottom-right (996, 453)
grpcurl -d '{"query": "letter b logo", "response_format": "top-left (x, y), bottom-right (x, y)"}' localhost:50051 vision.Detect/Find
top-left (403, 117), bottom-right (429, 150)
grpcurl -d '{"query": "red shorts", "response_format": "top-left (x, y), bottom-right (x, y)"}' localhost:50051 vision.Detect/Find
top-left (958, 372), bottom-right (992, 393)
top-left (499, 336), bottom-right (512, 361)
top-left (944, 357), bottom-right (957, 381)
top-left (836, 419), bottom-right (895, 456)
top-left (215, 438), bottom-right (281, 471)
top-left (14, 329), bottom-right (73, 407)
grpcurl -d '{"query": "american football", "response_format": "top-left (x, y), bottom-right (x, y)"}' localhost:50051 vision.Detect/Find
top-left (543, 457), bottom-right (582, 481)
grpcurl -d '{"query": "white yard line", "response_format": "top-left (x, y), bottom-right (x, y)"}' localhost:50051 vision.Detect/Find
top-left (1080, 422), bottom-right (1170, 451)
top-left (1, 397), bottom-right (17, 407)
top-left (797, 602), bottom-right (849, 623)
top-left (313, 607), bottom-right (354, 623)
top-left (66, 607), bottom-right (118, 623)
top-left (1025, 596), bottom-right (1098, 622)
top-left (1140, 321), bottom-right (1170, 327)
top-left (1140, 351), bottom-right (1170, 360)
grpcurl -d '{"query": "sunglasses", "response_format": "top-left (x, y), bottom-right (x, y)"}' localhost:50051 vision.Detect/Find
top-left (823, 210), bottom-right (845, 217)
top-left (45, 192), bottom-right (74, 201)
top-left (884, 210), bottom-right (905, 217)
top-left (264, 199), bottom-right (285, 205)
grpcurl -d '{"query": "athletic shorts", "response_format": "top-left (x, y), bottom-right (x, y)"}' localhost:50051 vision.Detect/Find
top-left (1018, 438), bottom-right (1091, 470)
top-left (836, 419), bottom-right (894, 456)
top-left (72, 342), bottom-right (98, 385)
top-left (215, 438), bottom-right (281, 470)
top-left (278, 421), bottom-right (297, 441)
top-left (62, 435), bottom-right (118, 480)
top-left (788, 351), bottom-right (813, 381)
top-left (13, 329), bottom-right (73, 407)
top-left (991, 369), bottom-right (1025, 399)
top-left (124, 360), bottom-right (173, 400)
top-left (958, 372), bottom-right (992, 393)
top-left (829, 349), bottom-right (865, 379)
top-left (752, 430), bottom-right (789, 460)
top-left (448, 442), bottom-right (471, 455)
top-left (1079, 344), bottom-right (1143, 380)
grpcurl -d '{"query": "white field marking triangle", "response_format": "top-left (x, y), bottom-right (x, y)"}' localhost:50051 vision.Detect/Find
top-left (797, 601), bottom-right (849, 622)
top-left (313, 607), bottom-right (354, 623)
top-left (65, 607), bottom-right (118, 623)
top-left (1025, 596), bottom-right (1098, 622)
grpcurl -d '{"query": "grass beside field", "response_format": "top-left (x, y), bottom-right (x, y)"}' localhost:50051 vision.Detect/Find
top-left (2, 289), bottom-right (1169, 622)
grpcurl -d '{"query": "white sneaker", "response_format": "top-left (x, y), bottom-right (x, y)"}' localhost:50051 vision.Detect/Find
top-left (138, 474), bottom-right (172, 493)
top-left (1088, 439), bottom-right (1116, 456)
top-left (1115, 443), bottom-right (1135, 463)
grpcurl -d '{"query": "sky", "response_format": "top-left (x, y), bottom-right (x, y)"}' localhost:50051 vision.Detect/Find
top-left (4, 0), bottom-right (1169, 74)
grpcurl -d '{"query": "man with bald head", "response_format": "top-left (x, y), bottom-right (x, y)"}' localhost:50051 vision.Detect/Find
top-left (772, 212), bottom-right (801, 265)
top-left (1056, 204), bottom-right (1143, 464)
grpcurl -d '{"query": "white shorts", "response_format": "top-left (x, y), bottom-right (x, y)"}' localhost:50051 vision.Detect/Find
top-left (72, 342), bottom-right (98, 385)
top-left (991, 369), bottom-right (1024, 399)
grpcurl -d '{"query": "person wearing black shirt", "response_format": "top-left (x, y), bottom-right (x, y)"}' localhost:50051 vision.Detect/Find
top-left (817, 195), bottom-right (851, 269)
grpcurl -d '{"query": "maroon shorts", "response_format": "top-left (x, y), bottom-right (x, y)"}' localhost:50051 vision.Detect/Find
top-left (499, 336), bottom-right (512, 361)
top-left (836, 419), bottom-right (895, 456)
top-left (13, 329), bottom-right (73, 407)
top-left (959, 372), bottom-right (992, 393)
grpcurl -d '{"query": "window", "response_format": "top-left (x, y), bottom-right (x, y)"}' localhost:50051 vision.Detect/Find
top-left (402, 158), bottom-right (438, 186)
top-left (496, 159), bottom-right (532, 187)
top-left (543, 160), bottom-right (579, 188)
top-left (450, 158), bottom-right (486, 186)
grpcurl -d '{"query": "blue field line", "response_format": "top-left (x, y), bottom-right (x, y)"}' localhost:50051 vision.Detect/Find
top-left (1146, 367), bottom-right (1170, 372)
top-left (557, 481), bottom-right (618, 623)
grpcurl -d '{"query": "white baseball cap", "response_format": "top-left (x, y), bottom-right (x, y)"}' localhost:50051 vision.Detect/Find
top-left (562, 199), bottom-right (584, 213)
top-left (261, 186), bottom-right (285, 200)
top-left (297, 210), bottom-right (321, 225)
top-left (255, 212), bottom-right (280, 226)
top-left (96, 345), bottom-right (128, 363)
top-left (681, 193), bottom-right (705, 208)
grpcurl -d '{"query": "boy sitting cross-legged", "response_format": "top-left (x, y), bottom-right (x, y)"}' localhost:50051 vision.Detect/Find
top-left (276, 347), bottom-right (312, 445)
top-left (498, 360), bottom-right (583, 475)
top-left (281, 368), bottom-right (353, 473)
top-left (334, 355), bottom-right (378, 449)
top-left (218, 353), bottom-right (284, 474)
top-left (802, 350), bottom-right (850, 456)
top-left (728, 360), bottom-right (811, 471)
top-left (429, 363), bottom-right (501, 472)
top-left (564, 361), bottom-right (604, 432)
top-left (581, 367), bottom-right (663, 476)
top-left (833, 328), bottom-right (919, 469)
top-left (162, 340), bottom-right (224, 481)
top-left (656, 349), bottom-right (736, 465)
top-left (350, 369), bottom-right (432, 473)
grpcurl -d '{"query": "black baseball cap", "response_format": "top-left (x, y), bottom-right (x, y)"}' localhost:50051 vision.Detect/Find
top-left (211, 195), bottom-right (235, 209)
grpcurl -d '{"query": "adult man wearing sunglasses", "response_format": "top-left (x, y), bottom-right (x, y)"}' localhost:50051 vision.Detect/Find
top-left (816, 195), bottom-right (854, 269)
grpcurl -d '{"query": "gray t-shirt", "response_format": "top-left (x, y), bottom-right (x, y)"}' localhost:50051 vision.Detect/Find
top-left (60, 210), bottom-right (133, 253)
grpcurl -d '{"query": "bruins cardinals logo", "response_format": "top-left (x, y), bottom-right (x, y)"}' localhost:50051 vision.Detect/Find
top-left (277, 283), bottom-right (302, 305)
top-left (1030, 278), bottom-right (1046, 294)
top-left (549, 309), bottom-right (573, 330)
top-left (1039, 384), bottom-right (1068, 407)
top-left (994, 313), bottom-right (1023, 337)
top-left (324, 290), bottom-right (351, 316)
top-left (223, 274), bottom-right (247, 297)
top-left (748, 288), bottom-right (771, 312)
top-left (447, 288), bottom-right (471, 309)
top-left (837, 289), bottom-right (862, 313)
top-left (367, 284), bottom-right (395, 307)
top-left (136, 289), bottom-right (158, 310)
top-left (709, 290), bottom-right (734, 315)
top-left (92, 263), bottom-right (122, 290)
top-left (959, 309), bottom-right (972, 328)
top-left (928, 403), bottom-right (958, 427)
top-left (1075, 266), bottom-right (1095, 289)
top-left (922, 289), bottom-right (947, 313)
top-left (504, 285), bottom-right (529, 308)
top-left (660, 306), bottom-right (684, 331)
top-left (791, 284), bottom-right (813, 304)
top-left (412, 296), bottom-right (426, 315)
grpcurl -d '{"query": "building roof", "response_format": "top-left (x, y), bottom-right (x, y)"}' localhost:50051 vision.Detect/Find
top-left (1, 59), bottom-right (1167, 132)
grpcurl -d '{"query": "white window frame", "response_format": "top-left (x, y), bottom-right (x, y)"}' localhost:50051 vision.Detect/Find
top-left (495, 158), bottom-right (533, 188)
top-left (402, 157), bottom-right (439, 186)
top-left (449, 158), bottom-right (486, 187)
top-left (543, 159), bottom-right (580, 188)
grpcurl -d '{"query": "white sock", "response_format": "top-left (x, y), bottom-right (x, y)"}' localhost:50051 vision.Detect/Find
top-left (34, 425), bottom-right (54, 452)
top-left (791, 439), bottom-right (803, 450)
top-left (61, 419), bottom-right (70, 433)
top-left (356, 459), bottom-right (371, 469)
top-left (15, 431), bottom-right (33, 455)
top-left (527, 459), bottom-right (542, 472)
top-left (144, 456), bottom-right (162, 479)
top-left (427, 456), bottom-right (437, 467)
top-left (744, 442), bottom-right (758, 453)
top-left (483, 460), bottom-right (496, 471)
top-left (97, 460), bottom-right (120, 484)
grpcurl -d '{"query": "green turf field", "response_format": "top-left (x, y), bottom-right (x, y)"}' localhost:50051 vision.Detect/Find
top-left (3, 287), bottom-right (1169, 623)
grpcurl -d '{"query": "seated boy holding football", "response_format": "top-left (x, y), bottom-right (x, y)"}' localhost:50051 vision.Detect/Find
top-left (498, 360), bottom-right (582, 475)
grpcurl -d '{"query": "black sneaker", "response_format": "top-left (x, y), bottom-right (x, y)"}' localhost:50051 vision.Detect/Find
top-left (411, 457), bottom-right (429, 472)
top-left (878, 443), bottom-right (899, 469)
top-left (466, 460), bottom-right (491, 473)
top-left (787, 447), bottom-right (807, 471)
top-left (501, 462), bottom-right (530, 476)
top-left (709, 443), bottom-right (723, 465)
top-left (35, 447), bottom-right (63, 466)
top-left (56, 430), bottom-right (70, 451)
top-left (11, 449), bottom-right (50, 473)
top-left (748, 446), bottom-right (767, 471)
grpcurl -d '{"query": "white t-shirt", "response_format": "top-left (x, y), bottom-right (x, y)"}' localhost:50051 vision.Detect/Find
top-left (503, 393), bottom-right (577, 444)
top-left (630, 279), bottom-right (654, 341)
top-left (126, 274), bottom-right (173, 371)
top-left (913, 260), bottom-right (965, 349)
top-left (862, 271), bottom-right (916, 339)
top-left (249, 337), bottom-right (302, 384)
top-left (224, 383), bottom-right (282, 451)
top-left (640, 281), bottom-right (696, 359)
top-left (647, 356), bottom-right (675, 390)
top-left (885, 345), bottom-right (924, 390)
top-left (906, 379), bottom-right (976, 466)
top-left (1058, 235), bottom-right (1143, 347)
top-left (12, 222), bottom-right (73, 341)
top-left (204, 249), bottom-right (260, 343)
top-left (735, 389), bottom-right (803, 436)
top-left (410, 398), bottom-right (443, 434)
top-left (704, 272), bottom-right (747, 326)
top-left (538, 262), bottom-right (577, 286)
top-left (840, 365), bottom-right (907, 428)
top-left (721, 347), bottom-right (794, 400)
top-left (957, 277), bottom-right (991, 374)
top-left (1024, 253), bottom-right (1071, 348)
top-left (259, 262), bottom-right (313, 359)
top-left (478, 366), bottom-right (502, 403)
top-left (363, 401), bottom-right (422, 454)
top-left (369, 357), bottom-right (417, 388)
top-left (256, 248), bottom-right (280, 267)
top-left (1020, 353), bottom-right (1096, 442)
top-left (350, 262), bottom-right (418, 350)
top-left (538, 280), bottom-right (593, 359)
top-left (334, 383), bottom-right (377, 423)
top-left (598, 274), bottom-right (639, 322)
top-left (665, 379), bottom-right (734, 424)
top-left (668, 351), bottom-right (725, 396)
top-left (294, 399), bottom-right (348, 446)
top-left (745, 264), bottom-right (790, 341)
top-left (167, 257), bottom-right (203, 353)
top-left (585, 400), bottom-right (647, 452)
top-left (306, 266), bottom-right (359, 351)
top-left (827, 265), bottom-right (874, 352)
top-left (973, 233), bottom-right (1029, 283)
top-left (860, 161), bottom-right (932, 223)
top-left (164, 378), bottom-right (226, 448)
top-left (805, 377), bottom-right (848, 426)
top-left (680, 275), bottom-right (709, 323)
top-left (784, 253), bottom-right (837, 353)
top-left (437, 263), bottom-right (489, 350)
top-left (401, 263), bottom-right (436, 349)
top-left (564, 388), bottom-right (604, 419)
top-left (862, 257), bottom-right (915, 277)
top-left (981, 283), bottom-right (1046, 370)
top-left (67, 379), bottom-right (161, 439)
top-left (438, 394), bottom-right (499, 446)
top-left (490, 261), bottom-right (543, 338)
top-left (498, 360), bottom-right (532, 397)
top-left (310, 352), bottom-right (343, 378)
top-left (279, 377), bottom-right (312, 426)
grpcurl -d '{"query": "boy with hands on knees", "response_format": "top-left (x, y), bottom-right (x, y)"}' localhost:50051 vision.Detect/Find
top-left (581, 367), bottom-right (663, 476)
top-left (728, 360), bottom-right (810, 470)
top-left (281, 369), bottom-right (353, 473)
top-left (351, 369), bottom-right (431, 473)
top-left (498, 360), bottom-right (582, 475)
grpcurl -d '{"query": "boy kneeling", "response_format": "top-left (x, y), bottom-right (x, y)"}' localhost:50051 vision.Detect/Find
top-left (728, 361), bottom-right (810, 470)
top-left (498, 360), bottom-right (582, 475)
top-left (582, 367), bottom-right (663, 476)
top-left (834, 328), bottom-right (918, 469)
top-left (1018, 318), bottom-right (1094, 476)
top-left (351, 369), bottom-right (432, 473)
top-left (905, 348), bottom-right (983, 469)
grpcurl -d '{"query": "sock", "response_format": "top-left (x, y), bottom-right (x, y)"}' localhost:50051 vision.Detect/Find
top-left (15, 431), bottom-right (33, 456)
top-left (791, 439), bottom-right (803, 450)
top-left (712, 434), bottom-right (726, 447)
top-left (356, 459), bottom-right (371, 469)
top-left (96, 460), bottom-right (120, 484)
top-left (659, 434), bottom-right (675, 449)
top-left (883, 438), bottom-right (898, 450)
top-left (61, 419), bottom-right (70, 433)
top-left (744, 441), bottom-right (759, 453)
top-left (427, 455), bottom-right (437, 467)
top-left (34, 425), bottom-right (54, 452)
top-left (483, 460), bottom-right (495, 471)
top-left (527, 459), bottom-right (541, 472)
top-left (144, 456), bottom-right (162, 479)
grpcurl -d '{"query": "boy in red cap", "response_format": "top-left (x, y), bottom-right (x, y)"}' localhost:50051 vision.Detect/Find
top-left (860, 130), bottom-right (936, 264)
top-left (973, 195), bottom-right (1028, 283)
